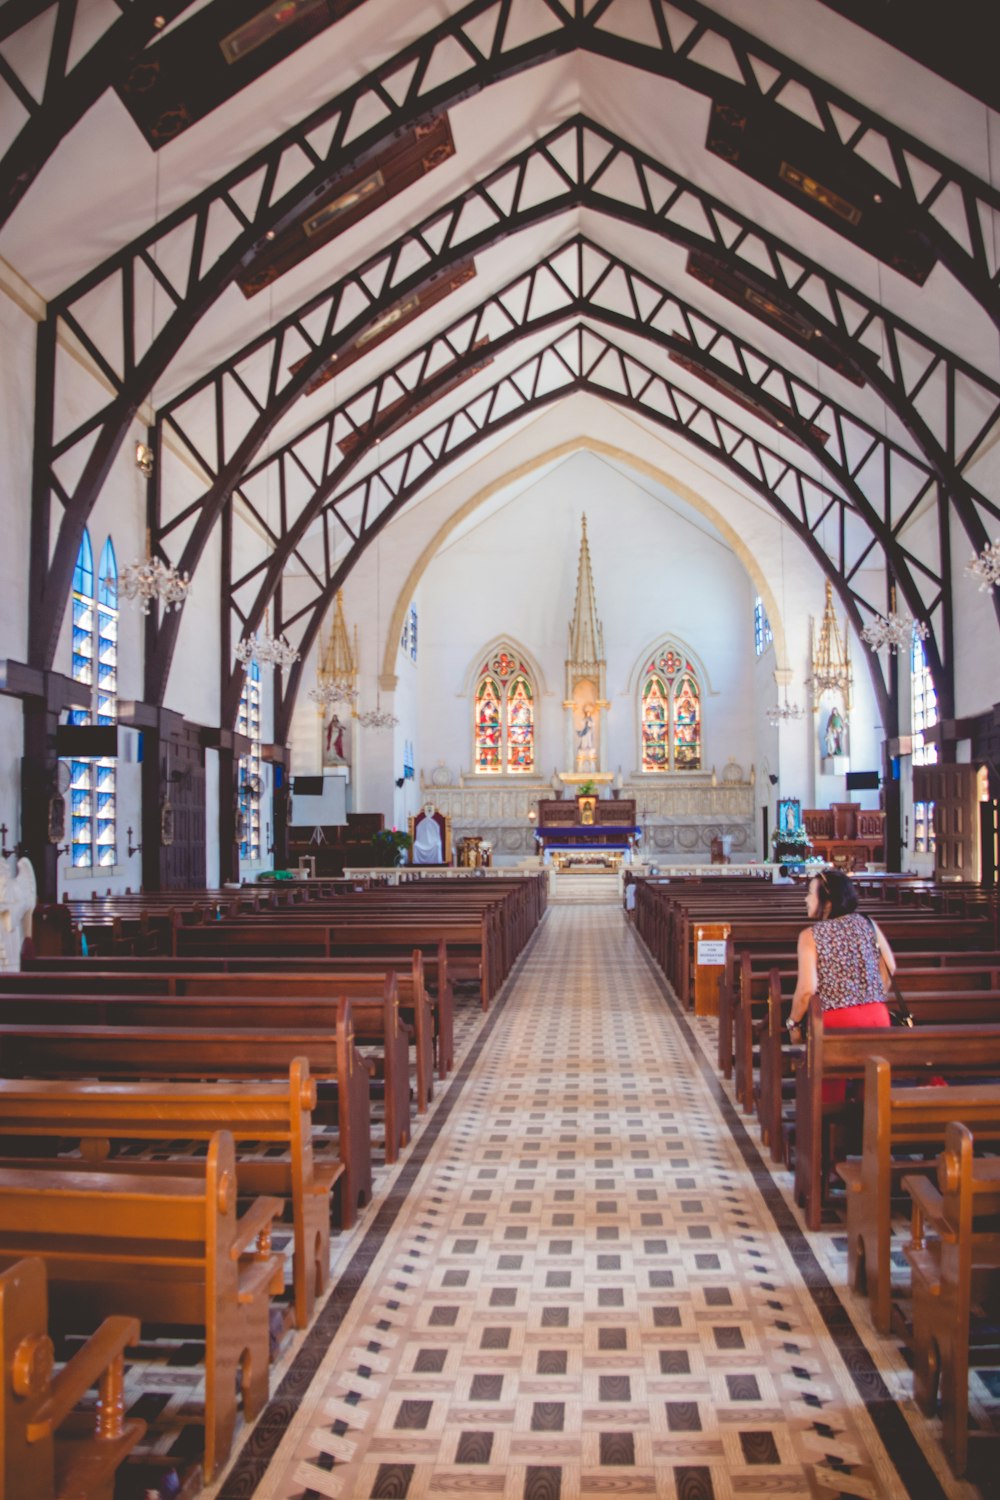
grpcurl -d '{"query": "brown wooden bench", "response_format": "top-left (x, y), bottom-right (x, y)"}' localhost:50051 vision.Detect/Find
top-left (3, 962), bottom-right (436, 1116)
top-left (0, 1255), bottom-right (144, 1500)
top-left (755, 965), bottom-right (1000, 1164)
top-left (793, 1002), bottom-right (1000, 1229)
top-left (23, 946), bottom-right (455, 1082)
top-left (835, 1057), bottom-right (1000, 1332)
top-left (0, 1060), bottom-right (335, 1331)
top-left (904, 1122), bottom-right (1000, 1477)
top-left (0, 1131), bottom-right (282, 1481)
top-left (0, 1011), bottom-right (373, 1230)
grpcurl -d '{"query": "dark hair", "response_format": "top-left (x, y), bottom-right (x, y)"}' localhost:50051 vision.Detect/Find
top-left (810, 867), bottom-right (859, 918)
top-left (778, 865), bottom-right (789, 877)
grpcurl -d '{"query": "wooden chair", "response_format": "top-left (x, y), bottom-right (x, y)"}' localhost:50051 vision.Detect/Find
top-left (0, 1131), bottom-right (283, 1480)
top-left (0, 1256), bottom-right (144, 1500)
top-left (904, 1122), bottom-right (1000, 1476)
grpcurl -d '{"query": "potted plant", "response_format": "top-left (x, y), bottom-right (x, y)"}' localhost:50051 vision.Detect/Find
top-left (370, 827), bottom-right (413, 867)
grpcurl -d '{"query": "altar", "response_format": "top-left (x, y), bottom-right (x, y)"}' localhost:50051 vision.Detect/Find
top-left (535, 797), bottom-right (638, 864)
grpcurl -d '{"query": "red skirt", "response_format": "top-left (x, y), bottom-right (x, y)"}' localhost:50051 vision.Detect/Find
top-left (822, 1000), bottom-right (891, 1103)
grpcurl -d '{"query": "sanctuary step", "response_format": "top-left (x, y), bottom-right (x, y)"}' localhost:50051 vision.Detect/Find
top-left (549, 871), bottom-right (621, 903)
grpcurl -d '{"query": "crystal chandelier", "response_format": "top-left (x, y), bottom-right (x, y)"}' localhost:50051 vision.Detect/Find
top-left (965, 538), bottom-right (1000, 592)
top-left (120, 543), bottom-right (192, 614)
top-left (235, 609), bottom-right (299, 670)
top-left (808, 580), bottom-right (852, 708)
top-left (860, 604), bottom-right (928, 654)
top-left (766, 693), bottom-right (804, 726)
top-left (308, 591), bottom-right (359, 709)
top-left (355, 527), bottom-right (398, 731)
top-left (308, 677), bottom-right (358, 708)
top-left (357, 701), bottom-right (399, 730)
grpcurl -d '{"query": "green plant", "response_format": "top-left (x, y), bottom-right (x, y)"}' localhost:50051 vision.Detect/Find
top-left (371, 827), bottom-right (413, 867)
top-left (577, 780), bottom-right (597, 797)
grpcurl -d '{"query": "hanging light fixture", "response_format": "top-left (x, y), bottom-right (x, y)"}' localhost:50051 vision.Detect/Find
top-left (356, 497), bottom-right (398, 731)
top-left (860, 585), bottom-right (928, 654)
top-left (235, 608), bottom-right (300, 671)
top-left (965, 538), bottom-right (1000, 592)
top-left (808, 580), bottom-right (853, 706)
top-left (122, 163), bottom-right (193, 616)
top-left (121, 531), bottom-right (192, 613)
top-left (765, 523), bottom-right (804, 724)
top-left (308, 590), bottom-right (359, 708)
top-left (767, 693), bottom-right (804, 727)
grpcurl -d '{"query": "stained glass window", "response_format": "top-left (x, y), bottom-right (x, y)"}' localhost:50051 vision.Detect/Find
top-left (67, 531), bottom-right (118, 868)
top-left (474, 648), bottom-right (534, 774)
top-left (754, 596), bottom-right (772, 656)
top-left (640, 645), bottom-right (701, 772)
top-left (911, 634), bottom-right (937, 854)
top-left (238, 659), bottom-right (262, 862)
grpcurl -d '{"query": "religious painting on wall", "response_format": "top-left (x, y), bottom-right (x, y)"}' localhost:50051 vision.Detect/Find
top-left (641, 646), bottom-right (701, 772)
top-left (474, 647), bottom-right (535, 774)
top-left (323, 712), bottom-right (350, 768)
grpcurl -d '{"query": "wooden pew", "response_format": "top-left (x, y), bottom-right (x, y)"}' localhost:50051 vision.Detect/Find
top-left (0, 1011), bottom-right (373, 1229)
top-left (0, 1132), bottom-right (282, 1481)
top-left (754, 964), bottom-right (1000, 1162)
top-left (0, 980), bottom-right (407, 1165)
top-left (0, 1060), bottom-right (335, 1331)
top-left (3, 962), bottom-right (436, 1116)
top-left (24, 946), bottom-right (455, 1082)
top-left (793, 1001), bottom-right (1000, 1229)
top-left (0, 1256), bottom-right (144, 1500)
top-left (836, 1057), bottom-right (1000, 1331)
top-left (904, 1123), bottom-right (1000, 1477)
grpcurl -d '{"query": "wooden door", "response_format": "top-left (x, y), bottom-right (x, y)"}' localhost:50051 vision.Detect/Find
top-left (913, 764), bottom-right (985, 882)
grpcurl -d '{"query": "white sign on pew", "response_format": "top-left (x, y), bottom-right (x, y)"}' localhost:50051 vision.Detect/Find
top-left (696, 939), bottom-right (727, 966)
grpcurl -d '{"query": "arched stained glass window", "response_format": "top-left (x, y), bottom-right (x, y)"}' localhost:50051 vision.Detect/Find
top-left (506, 674), bottom-right (534, 774)
top-left (474, 648), bottom-right (535, 774)
top-left (67, 530), bottom-right (118, 868)
top-left (640, 645), bottom-right (701, 772)
top-left (238, 658), bottom-right (262, 862)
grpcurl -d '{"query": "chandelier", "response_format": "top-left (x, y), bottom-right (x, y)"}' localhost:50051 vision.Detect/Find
top-left (308, 677), bottom-right (358, 708)
top-left (357, 701), bottom-right (399, 730)
top-left (965, 538), bottom-right (1000, 592)
top-left (808, 580), bottom-right (852, 708)
top-left (309, 591), bottom-right (359, 709)
top-left (120, 545), bottom-right (192, 614)
top-left (235, 610), bottom-right (299, 670)
top-left (766, 693), bottom-right (805, 726)
top-left (860, 606), bottom-right (928, 654)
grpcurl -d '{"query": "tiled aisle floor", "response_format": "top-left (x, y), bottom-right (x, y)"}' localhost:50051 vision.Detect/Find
top-left (216, 905), bottom-right (983, 1500)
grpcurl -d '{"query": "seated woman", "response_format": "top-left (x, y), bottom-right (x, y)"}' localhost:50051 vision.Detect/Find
top-left (787, 867), bottom-right (896, 1104)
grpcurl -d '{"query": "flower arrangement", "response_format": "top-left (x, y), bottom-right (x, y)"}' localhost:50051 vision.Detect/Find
top-left (371, 827), bottom-right (413, 867)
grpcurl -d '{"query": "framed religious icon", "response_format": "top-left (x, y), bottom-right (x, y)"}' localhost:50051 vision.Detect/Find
top-left (777, 798), bottom-right (802, 836)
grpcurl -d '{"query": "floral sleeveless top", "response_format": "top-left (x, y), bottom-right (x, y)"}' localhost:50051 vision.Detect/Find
top-left (813, 912), bottom-right (883, 1013)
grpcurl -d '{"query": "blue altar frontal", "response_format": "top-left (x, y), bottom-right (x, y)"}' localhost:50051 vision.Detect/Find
top-left (537, 824), bottom-right (639, 848)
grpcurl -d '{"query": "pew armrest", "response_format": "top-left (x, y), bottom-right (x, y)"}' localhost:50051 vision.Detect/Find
top-left (836, 1159), bottom-right (861, 1192)
top-left (28, 1314), bottom-right (141, 1439)
top-left (231, 1195), bottom-right (284, 1260)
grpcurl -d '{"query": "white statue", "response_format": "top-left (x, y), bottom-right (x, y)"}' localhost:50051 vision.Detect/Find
top-left (0, 856), bottom-right (36, 972)
top-left (412, 803), bottom-right (444, 865)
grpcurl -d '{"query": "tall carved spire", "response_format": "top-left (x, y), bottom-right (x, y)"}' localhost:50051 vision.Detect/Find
top-left (319, 590), bottom-right (357, 685)
top-left (568, 513), bottom-right (604, 668)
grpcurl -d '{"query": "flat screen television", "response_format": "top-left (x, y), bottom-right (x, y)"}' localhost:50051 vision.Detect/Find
top-left (845, 770), bottom-right (880, 790)
top-left (55, 724), bottom-right (118, 758)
